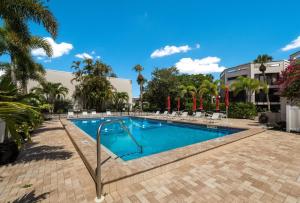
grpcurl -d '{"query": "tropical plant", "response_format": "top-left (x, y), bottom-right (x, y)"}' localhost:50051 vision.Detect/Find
top-left (144, 67), bottom-right (179, 110)
top-left (0, 0), bottom-right (57, 87)
top-left (228, 102), bottom-right (257, 119)
top-left (278, 60), bottom-right (300, 104)
top-left (230, 76), bottom-right (266, 103)
top-left (31, 81), bottom-right (69, 105)
top-left (198, 79), bottom-right (219, 104)
top-left (254, 54), bottom-right (273, 111)
top-left (0, 77), bottom-right (42, 146)
top-left (230, 76), bottom-right (260, 102)
top-left (112, 92), bottom-right (129, 111)
top-left (71, 59), bottom-right (114, 111)
top-left (133, 64), bottom-right (146, 111)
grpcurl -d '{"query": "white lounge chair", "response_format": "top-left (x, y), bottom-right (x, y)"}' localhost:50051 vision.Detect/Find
top-left (106, 111), bottom-right (112, 116)
top-left (180, 112), bottom-right (190, 120)
top-left (82, 111), bottom-right (88, 117)
top-left (194, 112), bottom-right (204, 119)
top-left (207, 113), bottom-right (221, 122)
top-left (67, 111), bottom-right (75, 118)
top-left (91, 110), bottom-right (97, 117)
top-left (168, 111), bottom-right (177, 119)
top-left (154, 111), bottom-right (160, 116)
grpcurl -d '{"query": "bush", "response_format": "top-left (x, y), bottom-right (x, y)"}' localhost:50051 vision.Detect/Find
top-left (53, 99), bottom-right (72, 113)
top-left (228, 102), bottom-right (257, 119)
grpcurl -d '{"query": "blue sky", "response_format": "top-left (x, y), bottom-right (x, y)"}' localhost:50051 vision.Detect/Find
top-left (3, 0), bottom-right (300, 97)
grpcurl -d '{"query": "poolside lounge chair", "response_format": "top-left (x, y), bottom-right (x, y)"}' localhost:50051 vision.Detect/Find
top-left (179, 112), bottom-right (190, 120)
top-left (168, 111), bottom-right (177, 119)
top-left (194, 111), bottom-right (204, 119)
top-left (82, 111), bottom-right (88, 117)
top-left (67, 111), bottom-right (75, 118)
top-left (91, 110), bottom-right (97, 117)
top-left (154, 111), bottom-right (160, 116)
top-left (106, 111), bottom-right (112, 116)
top-left (207, 113), bottom-right (221, 122)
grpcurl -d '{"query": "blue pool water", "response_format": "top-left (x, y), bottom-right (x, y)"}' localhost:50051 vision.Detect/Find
top-left (71, 117), bottom-right (243, 161)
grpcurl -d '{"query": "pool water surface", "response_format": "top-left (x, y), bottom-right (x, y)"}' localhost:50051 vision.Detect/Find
top-left (71, 117), bottom-right (243, 161)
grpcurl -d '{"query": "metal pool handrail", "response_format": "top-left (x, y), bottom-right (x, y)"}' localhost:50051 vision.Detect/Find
top-left (95, 119), bottom-right (143, 202)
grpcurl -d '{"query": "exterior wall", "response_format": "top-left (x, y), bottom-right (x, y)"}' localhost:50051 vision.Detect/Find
top-left (107, 77), bottom-right (133, 106)
top-left (220, 60), bottom-right (289, 111)
top-left (28, 69), bottom-right (133, 107)
top-left (28, 69), bottom-right (76, 99)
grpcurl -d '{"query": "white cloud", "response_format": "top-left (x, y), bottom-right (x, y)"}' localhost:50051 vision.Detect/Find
top-left (175, 56), bottom-right (226, 74)
top-left (282, 36), bottom-right (300, 51)
top-left (75, 52), bottom-right (93, 59)
top-left (195, 43), bottom-right (200, 49)
top-left (31, 37), bottom-right (73, 58)
top-left (91, 51), bottom-right (96, 55)
top-left (151, 45), bottom-right (192, 58)
top-left (96, 56), bottom-right (100, 59)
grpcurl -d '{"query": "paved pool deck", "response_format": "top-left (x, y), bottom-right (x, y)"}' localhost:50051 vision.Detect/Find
top-left (1, 119), bottom-right (300, 202)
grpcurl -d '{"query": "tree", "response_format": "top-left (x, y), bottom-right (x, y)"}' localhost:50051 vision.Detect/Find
top-left (0, 0), bottom-right (57, 85)
top-left (144, 67), bottom-right (179, 111)
top-left (0, 77), bottom-right (42, 145)
top-left (254, 54), bottom-right (273, 111)
top-left (31, 82), bottom-right (69, 105)
top-left (133, 64), bottom-right (146, 111)
top-left (231, 76), bottom-right (265, 103)
top-left (198, 79), bottom-right (219, 104)
top-left (278, 60), bottom-right (300, 104)
top-left (112, 92), bottom-right (129, 111)
top-left (71, 59), bottom-right (114, 111)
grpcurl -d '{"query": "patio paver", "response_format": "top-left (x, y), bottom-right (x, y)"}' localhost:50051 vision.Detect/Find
top-left (1, 119), bottom-right (300, 202)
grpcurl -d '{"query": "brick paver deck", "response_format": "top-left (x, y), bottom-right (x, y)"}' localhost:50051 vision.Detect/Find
top-left (0, 120), bottom-right (96, 203)
top-left (1, 119), bottom-right (300, 202)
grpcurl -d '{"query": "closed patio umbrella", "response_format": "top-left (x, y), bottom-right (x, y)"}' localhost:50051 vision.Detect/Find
top-left (192, 96), bottom-right (196, 112)
top-left (199, 97), bottom-right (203, 111)
top-left (216, 95), bottom-right (220, 112)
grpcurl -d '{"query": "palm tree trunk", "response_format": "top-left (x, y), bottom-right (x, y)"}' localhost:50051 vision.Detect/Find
top-left (263, 72), bottom-right (271, 111)
top-left (10, 56), bottom-right (17, 85)
top-left (21, 80), bottom-right (28, 94)
top-left (140, 84), bottom-right (143, 111)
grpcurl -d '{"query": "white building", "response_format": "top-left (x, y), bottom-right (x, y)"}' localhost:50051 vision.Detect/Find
top-left (28, 69), bottom-right (133, 109)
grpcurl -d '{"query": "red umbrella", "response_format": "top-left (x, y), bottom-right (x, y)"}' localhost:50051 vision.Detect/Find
top-left (192, 96), bottom-right (196, 112)
top-left (199, 97), bottom-right (203, 110)
top-left (177, 97), bottom-right (180, 112)
top-left (216, 95), bottom-right (220, 112)
top-left (167, 96), bottom-right (171, 113)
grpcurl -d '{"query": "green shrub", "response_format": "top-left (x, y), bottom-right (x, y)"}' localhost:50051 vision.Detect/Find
top-left (228, 102), bottom-right (257, 119)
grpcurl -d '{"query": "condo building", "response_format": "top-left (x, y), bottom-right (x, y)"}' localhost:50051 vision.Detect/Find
top-left (220, 60), bottom-right (290, 111)
top-left (28, 69), bottom-right (133, 110)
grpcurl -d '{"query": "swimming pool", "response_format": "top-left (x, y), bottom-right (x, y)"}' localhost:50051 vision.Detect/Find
top-left (71, 117), bottom-right (243, 161)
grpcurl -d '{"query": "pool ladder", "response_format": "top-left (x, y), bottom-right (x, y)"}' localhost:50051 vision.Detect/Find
top-left (94, 119), bottom-right (143, 202)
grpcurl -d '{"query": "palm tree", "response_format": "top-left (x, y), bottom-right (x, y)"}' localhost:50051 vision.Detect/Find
top-left (0, 77), bottom-right (42, 145)
top-left (133, 64), bottom-right (145, 111)
top-left (112, 92), bottom-right (129, 111)
top-left (230, 76), bottom-right (262, 103)
top-left (0, 0), bottom-right (58, 85)
top-left (31, 82), bottom-right (69, 105)
top-left (71, 59), bottom-right (114, 111)
top-left (254, 54), bottom-right (272, 111)
top-left (198, 80), bottom-right (219, 104)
